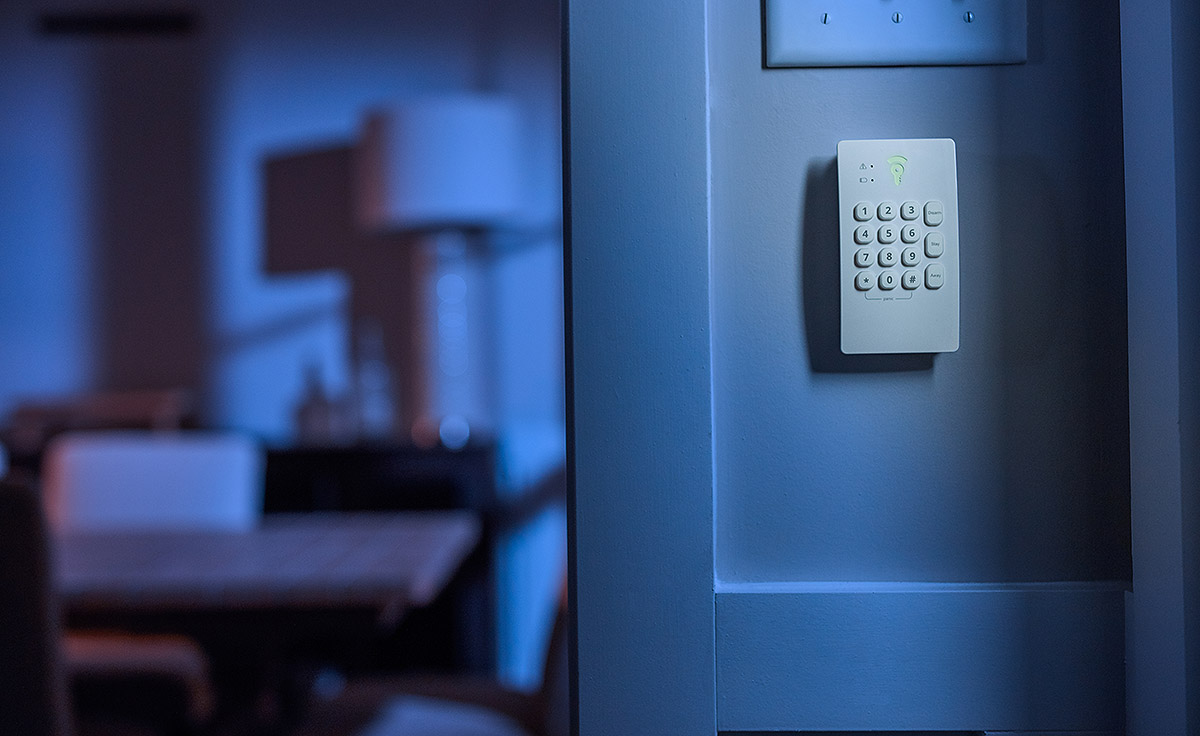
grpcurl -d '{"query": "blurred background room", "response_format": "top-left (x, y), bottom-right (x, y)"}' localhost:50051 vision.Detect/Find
top-left (0, 1), bottom-right (566, 734)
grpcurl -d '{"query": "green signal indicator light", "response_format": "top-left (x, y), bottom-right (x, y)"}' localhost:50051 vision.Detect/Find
top-left (887, 155), bottom-right (907, 186)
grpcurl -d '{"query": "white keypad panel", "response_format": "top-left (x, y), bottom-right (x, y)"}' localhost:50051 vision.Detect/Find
top-left (838, 138), bottom-right (959, 354)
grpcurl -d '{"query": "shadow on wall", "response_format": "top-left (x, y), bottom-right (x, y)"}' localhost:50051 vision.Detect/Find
top-left (800, 158), bottom-right (933, 373)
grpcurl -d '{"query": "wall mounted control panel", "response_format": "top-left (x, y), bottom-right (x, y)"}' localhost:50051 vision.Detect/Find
top-left (765, 0), bottom-right (1027, 67)
top-left (838, 139), bottom-right (959, 354)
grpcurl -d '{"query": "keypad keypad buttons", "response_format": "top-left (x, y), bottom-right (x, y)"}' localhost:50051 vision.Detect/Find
top-left (854, 202), bottom-right (873, 221)
top-left (925, 263), bottom-right (945, 290)
top-left (877, 201), bottom-right (897, 221)
top-left (854, 225), bottom-right (874, 245)
top-left (900, 201), bottom-right (920, 220)
top-left (900, 247), bottom-right (920, 267)
top-left (902, 270), bottom-right (921, 290)
top-left (853, 248), bottom-right (873, 268)
top-left (924, 200), bottom-right (944, 227)
top-left (924, 231), bottom-right (945, 257)
top-left (901, 224), bottom-right (921, 244)
top-left (878, 271), bottom-right (898, 290)
top-left (877, 248), bottom-right (898, 268)
top-left (877, 225), bottom-right (898, 244)
top-left (855, 272), bottom-right (876, 291)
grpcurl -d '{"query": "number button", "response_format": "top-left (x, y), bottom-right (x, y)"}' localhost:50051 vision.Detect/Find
top-left (900, 247), bottom-right (920, 267)
top-left (924, 231), bottom-right (945, 257)
top-left (924, 200), bottom-right (944, 227)
top-left (901, 270), bottom-right (921, 290)
top-left (877, 225), bottom-right (898, 244)
top-left (877, 201), bottom-right (897, 221)
top-left (878, 271), bottom-right (897, 290)
top-left (854, 225), bottom-right (874, 245)
top-left (855, 272), bottom-right (876, 291)
top-left (853, 202), bottom-right (873, 221)
top-left (925, 263), bottom-right (945, 290)
top-left (901, 224), bottom-right (921, 243)
top-left (900, 201), bottom-right (920, 220)
top-left (853, 248), bottom-right (872, 268)
top-left (877, 248), bottom-right (898, 268)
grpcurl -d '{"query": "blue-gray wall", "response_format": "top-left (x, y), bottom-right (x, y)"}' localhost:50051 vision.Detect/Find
top-left (1172, 3), bottom-right (1200, 732)
top-left (570, 1), bottom-right (1143, 733)
top-left (711, 1), bottom-right (1129, 585)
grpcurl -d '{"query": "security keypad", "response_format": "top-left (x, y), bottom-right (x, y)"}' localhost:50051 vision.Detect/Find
top-left (838, 138), bottom-right (959, 354)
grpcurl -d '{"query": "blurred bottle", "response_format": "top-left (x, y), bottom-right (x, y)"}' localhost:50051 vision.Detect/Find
top-left (294, 362), bottom-right (353, 445)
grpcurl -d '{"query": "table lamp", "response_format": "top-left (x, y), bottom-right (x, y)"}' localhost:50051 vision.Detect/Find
top-left (356, 95), bottom-right (522, 448)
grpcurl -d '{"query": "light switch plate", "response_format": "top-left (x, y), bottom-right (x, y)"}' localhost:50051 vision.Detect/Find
top-left (765, 0), bottom-right (1027, 67)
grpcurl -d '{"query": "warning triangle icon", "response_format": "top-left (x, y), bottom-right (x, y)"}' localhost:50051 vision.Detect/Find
top-left (860, 163), bottom-right (868, 170)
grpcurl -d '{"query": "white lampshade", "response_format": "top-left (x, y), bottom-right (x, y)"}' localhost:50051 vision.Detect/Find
top-left (357, 95), bottom-right (522, 231)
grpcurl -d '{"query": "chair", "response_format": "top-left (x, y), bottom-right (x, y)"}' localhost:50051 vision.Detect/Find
top-left (0, 476), bottom-right (72, 736)
top-left (293, 588), bottom-right (568, 736)
top-left (43, 430), bottom-right (263, 533)
top-left (42, 430), bottom-right (265, 733)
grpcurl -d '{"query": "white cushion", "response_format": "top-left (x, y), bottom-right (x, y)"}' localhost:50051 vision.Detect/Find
top-left (43, 431), bottom-right (262, 532)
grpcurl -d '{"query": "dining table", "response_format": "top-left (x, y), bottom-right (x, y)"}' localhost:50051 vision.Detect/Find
top-left (55, 511), bottom-right (481, 625)
top-left (53, 510), bottom-right (482, 732)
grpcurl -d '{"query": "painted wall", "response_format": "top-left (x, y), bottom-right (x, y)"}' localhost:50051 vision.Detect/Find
top-left (1172, 5), bottom-right (1200, 735)
top-left (710, 1), bottom-right (1130, 584)
top-left (0, 6), bottom-right (96, 407)
top-left (0, 0), bottom-right (564, 687)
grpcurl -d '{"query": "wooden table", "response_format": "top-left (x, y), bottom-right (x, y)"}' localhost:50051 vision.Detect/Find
top-left (54, 512), bottom-right (482, 733)
top-left (55, 511), bottom-right (481, 627)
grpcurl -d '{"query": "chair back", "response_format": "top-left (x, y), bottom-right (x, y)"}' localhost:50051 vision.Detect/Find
top-left (43, 431), bottom-right (263, 532)
top-left (0, 477), bottom-right (72, 736)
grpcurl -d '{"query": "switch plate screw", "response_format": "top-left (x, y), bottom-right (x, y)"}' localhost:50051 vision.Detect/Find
top-left (821, 12), bottom-right (829, 24)
top-left (964, 11), bottom-right (975, 23)
top-left (892, 12), bottom-right (903, 23)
